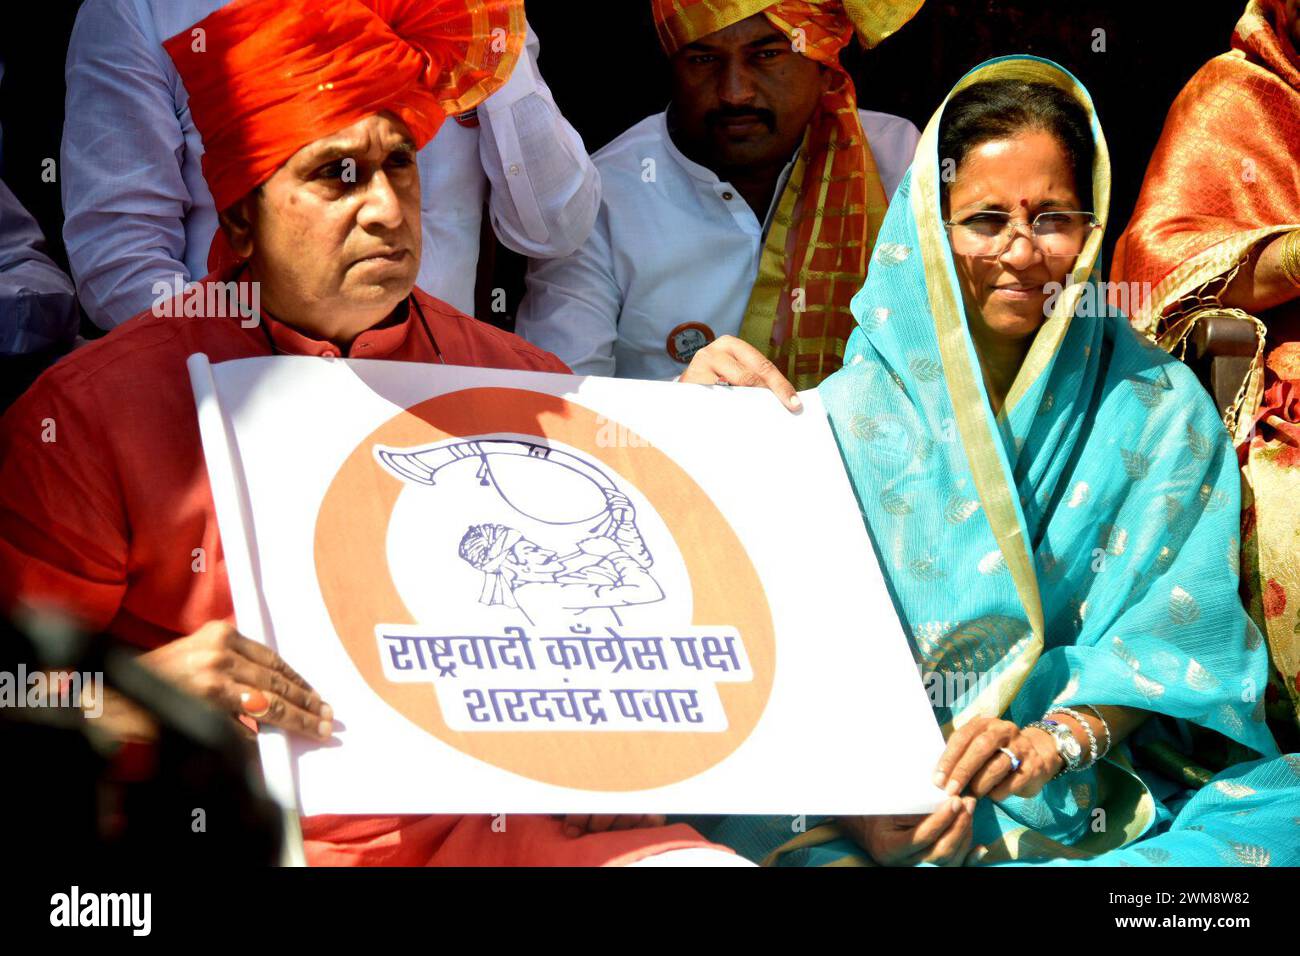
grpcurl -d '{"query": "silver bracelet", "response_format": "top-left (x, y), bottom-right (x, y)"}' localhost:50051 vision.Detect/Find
top-left (1045, 706), bottom-right (1098, 771)
top-left (1074, 703), bottom-right (1112, 759)
top-left (1026, 719), bottom-right (1081, 778)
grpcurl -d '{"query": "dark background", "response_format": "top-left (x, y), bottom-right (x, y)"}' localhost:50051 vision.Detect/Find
top-left (0, 1), bottom-right (1245, 323)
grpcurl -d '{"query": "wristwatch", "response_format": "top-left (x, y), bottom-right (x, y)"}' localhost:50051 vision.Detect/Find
top-left (1027, 719), bottom-right (1083, 777)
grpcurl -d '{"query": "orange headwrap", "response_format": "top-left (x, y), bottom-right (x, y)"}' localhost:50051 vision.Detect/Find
top-left (164, 0), bottom-right (525, 272)
top-left (651, 0), bottom-right (923, 388)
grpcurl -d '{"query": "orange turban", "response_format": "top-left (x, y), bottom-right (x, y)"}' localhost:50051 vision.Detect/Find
top-left (650, 0), bottom-right (923, 388)
top-left (164, 0), bottom-right (525, 271)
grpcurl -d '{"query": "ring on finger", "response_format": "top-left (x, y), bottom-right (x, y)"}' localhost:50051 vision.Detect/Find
top-left (997, 746), bottom-right (1021, 773)
top-left (240, 689), bottom-right (271, 720)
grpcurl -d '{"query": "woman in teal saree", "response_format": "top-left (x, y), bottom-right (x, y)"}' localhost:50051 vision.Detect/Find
top-left (688, 56), bottom-right (1300, 866)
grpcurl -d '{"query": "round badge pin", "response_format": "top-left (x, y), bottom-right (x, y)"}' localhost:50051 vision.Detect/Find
top-left (666, 322), bottom-right (715, 365)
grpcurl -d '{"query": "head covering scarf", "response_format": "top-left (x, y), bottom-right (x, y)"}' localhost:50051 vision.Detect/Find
top-left (651, 0), bottom-right (924, 388)
top-left (164, 0), bottom-right (525, 272)
top-left (687, 57), bottom-right (1298, 868)
top-left (1111, 0), bottom-right (1300, 735)
top-left (459, 523), bottom-right (523, 608)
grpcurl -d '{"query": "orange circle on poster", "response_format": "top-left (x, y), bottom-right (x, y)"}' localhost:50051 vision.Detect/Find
top-left (314, 388), bottom-right (775, 791)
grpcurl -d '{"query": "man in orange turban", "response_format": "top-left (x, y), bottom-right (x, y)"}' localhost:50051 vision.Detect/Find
top-left (0, 0), bottom-right (734, 866)
top-left (517, 0), bottom-right (923, 390)
top-left (1111, 0), bottom-right (1300, 744)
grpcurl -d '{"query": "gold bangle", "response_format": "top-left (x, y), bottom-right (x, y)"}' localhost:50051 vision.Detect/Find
top-left (1280, 229), bottom-right (1300, 289)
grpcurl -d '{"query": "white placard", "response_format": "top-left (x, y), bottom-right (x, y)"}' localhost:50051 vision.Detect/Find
top-left (190, 354), bottom-right (946, 817)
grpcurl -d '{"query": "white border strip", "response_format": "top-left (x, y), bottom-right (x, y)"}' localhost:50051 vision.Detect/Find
top-left (187, 352), bottom-right (307, 866)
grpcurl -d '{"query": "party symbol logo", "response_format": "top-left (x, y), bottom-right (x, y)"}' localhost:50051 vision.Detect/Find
top-left (314, 388), bottom-right (775, 791)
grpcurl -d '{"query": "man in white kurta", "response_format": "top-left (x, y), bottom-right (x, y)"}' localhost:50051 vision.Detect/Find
top-left (516, 4), bottom-right (920, 382)
top-left (517, 108), bottom-right (916, 380)
top-left (61, 0), bottom-right (598, 327)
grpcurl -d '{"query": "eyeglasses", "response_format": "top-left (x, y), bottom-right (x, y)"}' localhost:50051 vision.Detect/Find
top-left (943, 210), bottom-right (1099, 259)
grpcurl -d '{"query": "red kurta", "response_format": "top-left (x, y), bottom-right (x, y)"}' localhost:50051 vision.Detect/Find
top-left (0, 269), bottom-right (717, 866)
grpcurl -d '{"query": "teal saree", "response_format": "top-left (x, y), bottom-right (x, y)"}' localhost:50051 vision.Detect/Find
top-left (694, 56), bottom-right (1299, 866)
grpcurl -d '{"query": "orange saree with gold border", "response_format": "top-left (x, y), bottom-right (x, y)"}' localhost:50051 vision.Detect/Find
top-left (1112, 0), bottom-right (1300, 740)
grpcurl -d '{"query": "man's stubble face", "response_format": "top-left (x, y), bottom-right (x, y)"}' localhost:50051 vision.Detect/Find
top-left (668, 14), bottom-right (829, 176)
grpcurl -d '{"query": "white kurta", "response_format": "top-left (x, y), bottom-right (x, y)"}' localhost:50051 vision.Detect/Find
top-left (60, 0), bottom-right (598, 327)
top-left (516, 109), bottom-right (920, 380)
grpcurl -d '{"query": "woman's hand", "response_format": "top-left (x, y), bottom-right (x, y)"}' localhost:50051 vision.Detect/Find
top-left (680, 335), bottom-right (802, 412)
top-left (840, 796), bottom-right (977, 866)
top-left (562, 814), bottom-right (667, 837)
top-left (137, 620), bottom-right (333, 741)
top-left (933, 716), bottom-right (1063, 801)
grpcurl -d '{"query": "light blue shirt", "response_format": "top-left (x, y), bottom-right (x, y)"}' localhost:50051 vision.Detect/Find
top-left (0, 59), bottom-right (77, 356)
top-left (0, 177), bottom-right (78, 356)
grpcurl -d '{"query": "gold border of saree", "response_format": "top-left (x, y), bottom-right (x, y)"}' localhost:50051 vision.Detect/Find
top-left (1136, 223), bottom-right (1300, 729)
top-left (1140, 224), bottom-right (1300, 444)
top-left (914, 58), bottom-right (1155, 859)
top-left (907, 59), bottom-right (1089, 723)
